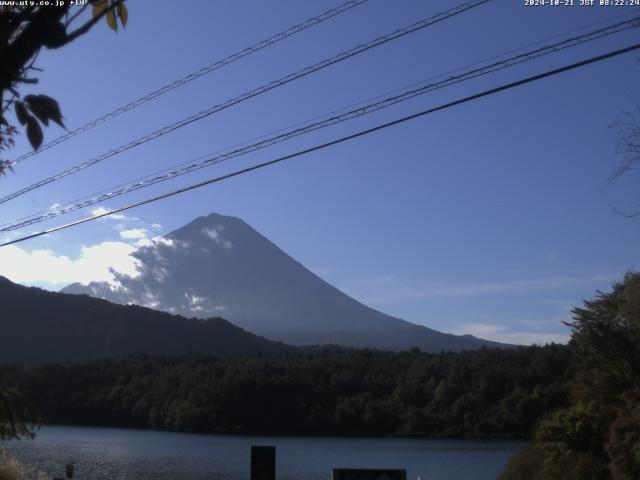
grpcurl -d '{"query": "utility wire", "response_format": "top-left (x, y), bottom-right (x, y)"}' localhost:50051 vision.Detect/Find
top-left (2, 41), bottom-right (638, 248)
top-left (2, 16), bottom-right (636, 230)
top-left (0, 0), bottom-right (492, 206)
top-left (7, 0), bottom-right (369, 167)
top-left (6, 8), bottom-right (636, 231)
top-left (2, 16), bottom-right (637, 232)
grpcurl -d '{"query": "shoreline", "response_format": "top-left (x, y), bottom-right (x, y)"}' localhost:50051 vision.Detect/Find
top-left (24, 422), bottom-right (533, 442)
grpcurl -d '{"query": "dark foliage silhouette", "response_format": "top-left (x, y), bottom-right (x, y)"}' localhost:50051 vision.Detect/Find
top-left (0, 344), bottom-right (569, 438)
top-left (500, 273), bottom-right (640, 480)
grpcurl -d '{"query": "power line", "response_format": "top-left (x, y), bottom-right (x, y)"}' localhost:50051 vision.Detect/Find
top-left (2, 15), bottom-right (637, 232)
top-left (0, 0), bottom-right (492, 206)
top-left (6, 8), bottom-right (635, 232)
top-left (3, 16), bottom-right (636, 230)
top-left (8, 0), bottom-right (369, 167)
top-left (3, 41), bottom-right (638, 248)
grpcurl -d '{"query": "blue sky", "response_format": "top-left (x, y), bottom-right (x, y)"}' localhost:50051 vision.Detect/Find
top-left (0, 0), bottom-right (638, 344)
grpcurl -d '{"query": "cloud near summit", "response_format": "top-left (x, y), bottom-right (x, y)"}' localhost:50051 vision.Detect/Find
top-left (0, 210), bottom-right (170, 290)
top-left (0, 241), bottom-right (141, 289)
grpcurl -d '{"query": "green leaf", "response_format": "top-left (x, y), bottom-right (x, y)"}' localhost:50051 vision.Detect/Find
top-left (92, 1), bottom-right (107, 18)
top-left (24, 94), bottom-right (65, 129)
top-left (14, 102), bottom-right (29, 125)
top-left (117, 2), bottom-right (128, 28)
top-left (106, 9), bottom-right (118, 32)
top-left (26, 117), bottom-right (43, 150)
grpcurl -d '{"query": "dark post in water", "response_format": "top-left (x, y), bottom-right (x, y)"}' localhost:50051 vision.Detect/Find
top-left (332, 468), bottom-right (407, 480)
top-left (251, 445), bottom-right (276, 480)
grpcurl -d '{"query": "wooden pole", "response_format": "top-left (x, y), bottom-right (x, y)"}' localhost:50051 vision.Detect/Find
top-left (251, 445), bottom-right (276, 480)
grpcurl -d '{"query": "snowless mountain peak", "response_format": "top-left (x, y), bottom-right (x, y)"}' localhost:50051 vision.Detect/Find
top-left (63, 213), bottom-right (509, 352)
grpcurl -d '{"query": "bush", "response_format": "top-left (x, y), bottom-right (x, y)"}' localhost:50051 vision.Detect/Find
top-left (499, 447), bottom-right (542, 480)
top-left (500, 273), bottom-right (640, 480)
top-left (500, 447), bottom-right (610, 480)
top-left (0, 451), bottom-right (49, 480)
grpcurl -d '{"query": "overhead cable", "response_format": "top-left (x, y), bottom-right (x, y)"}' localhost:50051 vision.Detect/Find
top-left (8, 0), bottom-right (370, 166)
top-left (0, 0), bottom-right (492, 206)
top-left (2, 16), bottom-right (637, 232)
top-left (2, 41), bottom-right (638, 248)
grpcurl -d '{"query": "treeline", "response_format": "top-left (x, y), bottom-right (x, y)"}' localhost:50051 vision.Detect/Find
top-left (0, 344), bottom-right (569, 439)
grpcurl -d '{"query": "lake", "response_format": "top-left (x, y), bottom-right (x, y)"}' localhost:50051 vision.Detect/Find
top-left (1, 426), bottom-right (526, 480)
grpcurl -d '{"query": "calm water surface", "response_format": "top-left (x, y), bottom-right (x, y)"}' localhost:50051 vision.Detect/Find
top-left (2, 426), bottom-right (526, 480)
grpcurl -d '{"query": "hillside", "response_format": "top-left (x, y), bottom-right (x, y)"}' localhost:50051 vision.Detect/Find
top-left (0, 276), bottom-right (292, 363)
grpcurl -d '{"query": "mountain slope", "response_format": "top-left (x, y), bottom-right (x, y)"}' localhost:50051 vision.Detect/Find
top-left (0, 276), bottom-right (292, 363)
top-left (64, 213), bottom-right (509, 352)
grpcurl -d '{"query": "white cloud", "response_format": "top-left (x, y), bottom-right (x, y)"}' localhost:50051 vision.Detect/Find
top-left (451, 322), bottom-right (570, 346)
top-left (87, 209), bottom-right (165, 247)
top-left (135, 236), bottom-right (176, 249)
top-left (155, 237), bottom-right (175, 247)
top-left (135, 238), bottom-right (153, 247)
top-left (0, 241), bottom-right (141, 289)
top-left (150, 264), bottom-right (170, 283)
top-left (202, 227), bottom-right (233, 249)
top-left (120, 228), bottom-right (148, 240)
top-left (344, 273), bottom-right (619, 305)
top-left (140, 290), bottom-right (161, 309)
top-left (90, 207), bottom-right (126, 221)
top-left (185, 293), bottom-right (206, 306)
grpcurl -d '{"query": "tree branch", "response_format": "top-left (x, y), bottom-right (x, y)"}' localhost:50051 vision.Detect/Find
top-left (66, 4), bottom-right (88, 27)
top-left (60, 0), bottom-right (123, 47)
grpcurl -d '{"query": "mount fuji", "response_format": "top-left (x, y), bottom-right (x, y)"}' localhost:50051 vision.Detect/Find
top-left (63, 213), bottom-right (508, 352)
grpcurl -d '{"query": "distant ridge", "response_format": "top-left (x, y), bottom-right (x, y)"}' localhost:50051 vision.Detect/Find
top-left (64, 213), bottom-right (510, 352)
top-left (0, 276), bottom-right (293, 363)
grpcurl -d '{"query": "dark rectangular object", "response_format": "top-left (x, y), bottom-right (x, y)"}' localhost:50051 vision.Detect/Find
top-left (332, 468), bottom-right (407, 480)
top-left (251, 445), bottom-right (276, 480)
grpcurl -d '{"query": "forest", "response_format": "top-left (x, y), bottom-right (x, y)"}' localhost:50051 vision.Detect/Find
top-left (1, 273), bottom-right (638, 479)
top-left (0, 344), bottom-right (569, 439)
top-left (500, 272), bottom-right (640, 480)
